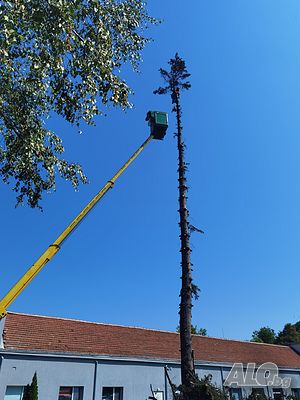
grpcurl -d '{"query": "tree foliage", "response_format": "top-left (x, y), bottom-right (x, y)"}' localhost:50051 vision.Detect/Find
top-left (276, 323), bottom-right (300, 345)
top-left (176, 325), bottom-right (207, 336)
top-left (195, 327), bottom-right (207, 336)
top-left (31, 372), bottom-right (38, 400)
top-left (153, 53), bottom-right (191, 103)
top-left (176, 375), bottom-right (226, 400)
top-left (251, 321), bottom-right (300, 345)
top-left (0, 0), bottom-right (156, 207)
top-left (251, 327), bottom-right (276, 344)
top-left (22, 372), bottom-right (38, 400)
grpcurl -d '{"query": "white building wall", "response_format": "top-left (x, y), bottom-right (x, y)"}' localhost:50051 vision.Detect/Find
top-left (0, 352), bottom-right (300, 400)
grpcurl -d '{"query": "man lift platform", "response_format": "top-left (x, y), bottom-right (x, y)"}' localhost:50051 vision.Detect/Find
top-left (0, 111), bottom-right (168, 319)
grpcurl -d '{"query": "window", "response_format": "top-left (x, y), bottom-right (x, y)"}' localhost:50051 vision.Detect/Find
top-left (102, 387), bottom-right (123, 400)
top-left (230, 388), bottom-right (242, 400)
top-left (153, 391), bottom-right (164, 400)
top-left (4, 387), bottom-right (24, 400)
top-left (292, 389), bottom-right (300, 400)
top-left (273, 388), bottom-right (283, 400)
top-left (251, 388), bottom-right (266, 400)
top-left (58, 387), bottom-right (83, 400)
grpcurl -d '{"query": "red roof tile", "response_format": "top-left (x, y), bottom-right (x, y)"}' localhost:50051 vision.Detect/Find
top-left (3, 313), bottom-right (300, 368)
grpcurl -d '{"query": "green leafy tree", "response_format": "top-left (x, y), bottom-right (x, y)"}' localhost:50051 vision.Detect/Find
top-left (195, 327), bottom-right (207, 336)
top-left (0, 0), bottom-right (156, 207)
top-left (276, 323), bottom-right (300, 345)
top-left (295, 321), bottom-right (300, 331)
top-left (155, 54), bottom-right (199, 396)
top-left (250, 321), bottom-right (300, 345)
top-left (22, 372), bottom-right (38, 400)
top-left (176, 325), bottom-right (207, 336)
top-left (251, 327), bottom-right (276, 344)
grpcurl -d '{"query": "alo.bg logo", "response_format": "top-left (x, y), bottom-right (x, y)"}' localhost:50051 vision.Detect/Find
top-left (224, 363), bottom-right (291, 388)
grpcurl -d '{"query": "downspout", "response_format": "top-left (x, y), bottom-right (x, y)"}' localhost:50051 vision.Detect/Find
top-left (0, 316), bottom-right (5, 381)
top-left (92, 360), bottom-right (98, 400)
top-left (0, 354), bottom-right (4, 392)
top-left (164, 366), bottom-right (168, 400)
top-left (0, 355), bottom-right (3, 376)
top-left (220, 366), bottom-right (226, 395)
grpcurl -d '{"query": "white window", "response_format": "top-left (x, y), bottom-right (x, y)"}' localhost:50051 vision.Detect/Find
top-left (58, 386), bottom-right (83, 400)
top-left (4, 386), bottom-right (24, 400)
top-left (102, 387), bottom-right (123, 400)
top-left (153, 391), bottom-right (164, 400)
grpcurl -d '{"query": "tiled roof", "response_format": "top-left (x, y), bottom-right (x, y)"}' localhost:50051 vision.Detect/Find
top-left (3, 312), bottom-right (300, 368)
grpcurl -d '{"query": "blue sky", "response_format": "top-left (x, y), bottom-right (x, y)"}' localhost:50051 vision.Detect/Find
top-left (1, 1), bottom-right (300, 340)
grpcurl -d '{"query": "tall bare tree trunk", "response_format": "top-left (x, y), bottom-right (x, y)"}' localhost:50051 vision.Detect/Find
top-left (174, 89), bottom-right (194, 389)
top-left (154, 54), bottom-right (196, 397)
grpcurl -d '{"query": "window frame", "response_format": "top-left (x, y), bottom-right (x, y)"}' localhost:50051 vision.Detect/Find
top-left (102, 386), bottom-right (124, 400)
top-left (273, 388), bottom-right (284, 400)
top-left (252, 388), bottom-right (266, 395)
top-left (58, 386), bottom-right (84, 400)
top-left (4, 386), bottom-right (24, 400)
top-left (230, 387), bottom-right (242, 400)
top-left (153, 390), bottom-right (164, 400)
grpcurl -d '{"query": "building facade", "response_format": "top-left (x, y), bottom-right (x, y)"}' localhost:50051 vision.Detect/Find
top-left (1, 313), bottom-right (300, 400)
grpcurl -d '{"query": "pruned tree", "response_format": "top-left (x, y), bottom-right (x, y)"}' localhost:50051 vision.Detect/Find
top-left (0, 0), bottom-right (156, 207)
top-left (154, 53), bottom-right (199, 396)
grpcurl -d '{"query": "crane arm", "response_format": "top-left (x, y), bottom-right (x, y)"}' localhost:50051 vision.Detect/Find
top-left (0, 134), bottom-right (154, 319)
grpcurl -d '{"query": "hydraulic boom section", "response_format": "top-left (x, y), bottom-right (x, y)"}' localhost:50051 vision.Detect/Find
top-left (0, 111), bottom-right (168, 319)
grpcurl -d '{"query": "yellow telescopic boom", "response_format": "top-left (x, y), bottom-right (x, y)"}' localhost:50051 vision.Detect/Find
top-left (0, 111), bottom-right (168, 319)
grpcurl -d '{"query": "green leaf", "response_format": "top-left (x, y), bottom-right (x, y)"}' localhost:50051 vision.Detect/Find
top-left (0, 0), bottom-right (157, 208)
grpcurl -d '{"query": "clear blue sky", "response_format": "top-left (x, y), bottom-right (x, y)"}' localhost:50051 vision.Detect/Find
top-left (1, 1), bottom-right (300, 340)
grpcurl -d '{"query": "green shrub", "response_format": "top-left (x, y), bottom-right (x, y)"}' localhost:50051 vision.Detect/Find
top-left (176, 374), bottom-right (227, 400)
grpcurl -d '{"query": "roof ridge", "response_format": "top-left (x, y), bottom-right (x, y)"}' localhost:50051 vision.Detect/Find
top-left (6, 312), bottom-right (291, 349)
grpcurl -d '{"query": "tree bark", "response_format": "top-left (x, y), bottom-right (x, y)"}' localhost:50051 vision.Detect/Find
top-left (174, 89), bottom-right (195, 389)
